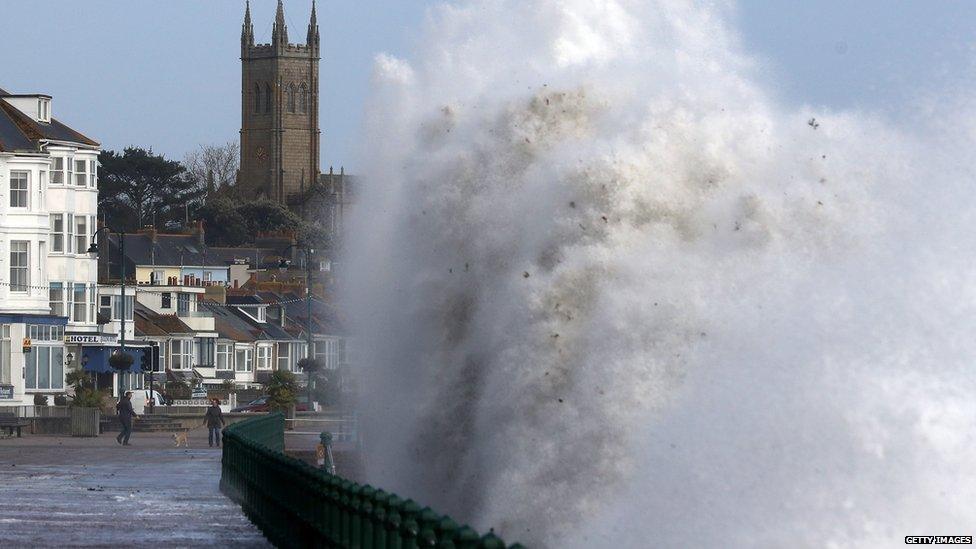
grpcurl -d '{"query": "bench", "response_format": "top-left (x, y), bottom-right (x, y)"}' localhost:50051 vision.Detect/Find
top-left (0, 417), bottom-right (30, 438)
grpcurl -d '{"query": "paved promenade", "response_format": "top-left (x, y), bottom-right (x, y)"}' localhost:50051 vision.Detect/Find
top-left (0, 431), bottom-right (269, 548)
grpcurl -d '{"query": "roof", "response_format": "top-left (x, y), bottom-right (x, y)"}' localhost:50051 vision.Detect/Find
top-left (108, 232), bottom-right (283, 272)
top-left (0, 94), bottom-right (98, 152)
top-left (134, 304), bottom-right (194, 337)
top-left (201, 302), bottom-right (260, 342)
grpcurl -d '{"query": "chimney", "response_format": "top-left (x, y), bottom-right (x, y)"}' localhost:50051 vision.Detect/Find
top-left (196, 220), bottom-right (205, 248)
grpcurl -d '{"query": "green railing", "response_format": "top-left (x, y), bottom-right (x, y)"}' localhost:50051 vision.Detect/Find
top-left (220, 413), bottom-right (525, 548)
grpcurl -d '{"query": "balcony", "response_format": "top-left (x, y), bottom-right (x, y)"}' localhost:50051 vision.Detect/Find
top-left (176, 310), bottom-right (215, 332)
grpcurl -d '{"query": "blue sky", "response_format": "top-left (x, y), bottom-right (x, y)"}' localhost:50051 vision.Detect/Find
top-left (0, 0), bottom-right (973, 171)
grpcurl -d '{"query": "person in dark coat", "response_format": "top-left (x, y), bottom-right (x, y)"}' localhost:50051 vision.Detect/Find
top-left (204, 398), bottom-right (225, 447)
top-left (115, 391), bottom-right (137, 446)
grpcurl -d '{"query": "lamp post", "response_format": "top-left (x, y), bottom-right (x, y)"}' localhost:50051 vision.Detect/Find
top-left (88, 226), bottom-right (128, 394)
top-left (279, 244), bottom-right (314, 409)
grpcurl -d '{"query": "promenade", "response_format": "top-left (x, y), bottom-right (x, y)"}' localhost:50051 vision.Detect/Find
top-left (0, 431), bottom-right (269, 548)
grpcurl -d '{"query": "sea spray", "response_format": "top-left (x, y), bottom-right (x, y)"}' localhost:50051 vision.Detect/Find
top-left (344, 1), bottom-right (976, 546)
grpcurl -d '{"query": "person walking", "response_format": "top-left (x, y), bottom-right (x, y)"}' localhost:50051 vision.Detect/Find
top-left (205, 398), bottom-right (225, 448)
top-left (115, 391), bottom-right (137, 446)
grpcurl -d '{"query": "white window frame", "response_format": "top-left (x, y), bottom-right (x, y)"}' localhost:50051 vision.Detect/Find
top-left (9, 241), bottom-right (29, 293)
top-left (50, 157), bottom-right (64, 185)
top-left (276, 342), bottom-right (291, 371)
top-left (256, 344), bottom-right (271, 370)
top-left (49, 283), bottom-right (65, 317)
top-left (216, 343), bottom-right (232, 371)
top-left (89, 159), bottom-right (97, 188)
top-left (74, 215), bottom-right (88, 254)
top-left (0, 325), bottom-right (10, 385)
top-left (74, 159), bottom-right (87, 187)
top-left (171, 339), bottom-right (193, 370)
top-left (50, 214), bottom-right (64, 253)
top-left (234, 347), bottom-right (252, 372)
top-left (9, 171), bottom-right (29, 208)
top-left (24, 336), bottom-right (64, 391)
top-left (66, 213), bottom-right (75, 254)
top-left (71, 283), bottom-right (87, 323)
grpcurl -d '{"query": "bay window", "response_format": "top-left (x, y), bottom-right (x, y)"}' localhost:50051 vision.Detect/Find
top-left (9, 171), bottom-right (28, 208)
top-left (51, 157), bottom-right (64, 185)
top-left (171, 340), bottom-right (193, 370)
top-left (195, 338), bottom-right (215, 368)
top-left (50, 214), bottom-right (64, 252)
top-left (256, 345), bottom-right (271, 369)
top-left (216, 343), bottom-right (232, 370)
top-left (10, 241), bottom-right (29, 292)
top-left (72, 283), bottom-right (87, 323)
top-left (74, 159), bottom-right (86, 186)
top-left (112, 295), bottom-right (133, 320)
top-left (235, 348), bottom-right (252, 372)
top-left (49, 283), bottom-right (65, 317)
top-left (89, 159), bottom-right (97, 187)
top-left (99, 295), bottom-right (112, 320)
top-left (67, 213), bottom-right (75, 253)
top-left (75, 215), bottom-right (87, 254)
top-left (276, 342), bottom-right (291, 371)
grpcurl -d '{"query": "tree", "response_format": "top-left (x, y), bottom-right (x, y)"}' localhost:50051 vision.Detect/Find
top-left (98, 147), bottom-right (203, 232)
top-left (196, 198), bottom-right (312, 247)
top-left (265, 370), bottom-right (298, 412)
top-left (184, 141), bottom-right (240, 202)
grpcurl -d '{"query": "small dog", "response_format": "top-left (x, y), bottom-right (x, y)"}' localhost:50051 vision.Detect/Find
top-left (172, 431), bottom-right (189, 448)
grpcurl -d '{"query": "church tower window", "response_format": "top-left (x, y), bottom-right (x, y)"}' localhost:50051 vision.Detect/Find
top-left (264, 83), bottom-right (272, 113)
top-left (299, 83), bottom-right (308, 113)
top-left (254, 83), bottom-right (261, 114)
top-left (287, 84), bottom-right (297, 113)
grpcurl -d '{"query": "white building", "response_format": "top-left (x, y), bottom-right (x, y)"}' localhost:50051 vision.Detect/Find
top-left (0, 86), bottom-right (99, 405)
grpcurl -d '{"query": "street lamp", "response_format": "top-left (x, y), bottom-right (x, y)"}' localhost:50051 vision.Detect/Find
top-left (88, 226), bottom-right (129, 394)
top-left (280, 244), bottom-right (315, 409)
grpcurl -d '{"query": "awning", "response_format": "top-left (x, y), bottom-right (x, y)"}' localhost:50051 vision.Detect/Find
top-left (80, 346), bottom-right (151, 374)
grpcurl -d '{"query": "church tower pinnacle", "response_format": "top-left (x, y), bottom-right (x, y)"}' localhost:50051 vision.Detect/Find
top-left (272, 0), bottom-right (289, 47)
top-left (241, 0), bottom-right (254, 52)
top-left (307, 0), bottom-right (319, 50)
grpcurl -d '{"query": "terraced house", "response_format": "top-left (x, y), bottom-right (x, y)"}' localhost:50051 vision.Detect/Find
top-left (0, 86), bottom-right (100, 405)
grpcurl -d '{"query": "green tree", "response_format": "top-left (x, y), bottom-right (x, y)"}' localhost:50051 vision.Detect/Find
top-left (265, 370), bottom-right (298, 412)
top-left (98, 147), bottom-right (203, 232)
top-left (195, 197), bottom-right (249, 246)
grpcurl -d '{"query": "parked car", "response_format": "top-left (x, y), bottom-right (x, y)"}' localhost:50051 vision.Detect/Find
top-left (230, 395), bottom-right (312, 413)
top-left (191, 387), bottom-right (208, 399)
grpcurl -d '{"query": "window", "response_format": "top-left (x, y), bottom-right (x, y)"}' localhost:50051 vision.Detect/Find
top-left (257, 307), bottom-right (266, 322)
top-left (161, 292), bottom-right (171, 309)
top-left (113, 295), bottom-right (133, 321)
top-left (216, 343), bottom-right (232, 370)
top-left (10, 242), bottom-right (29, 292)
top-left (256, 345), bottom-right (271, 369)
top-left (74, 159), bottom-right (86, 186)
top-left (50, 283), bottom-right (65, 317)
top-left (10, 171), bottom-right (28, 208)
top-left (99, 295), bottom-right (112, 320)
top-left (254, 83), bottom-right (261, 114)
top-left (67, 214), bottom-right (75, 254)
top-left (299, 83), bottom-right (308, 113)
top-left (277, 342), bottom-right (295, 371)
top-left (264, 83), bottom-right (271, 113)
top-left (287, 84), bottom-right (296, 113)
top-left (171, 340), bottom-right (192, 369)
top-left (25, 337), bottom-right (64, 390)
top-left (177, 293), bottom-right (189, 314)
top-left (89, 285), bottom-right (96, 323)
top-left (151, 270), bottom-right (164, 285)
top-left (67, 156), bottom-right (73, 186)
top-left (89, 160), bottom-right (97, 187)
top-left (235, 348), bottom-right (252, 372)
top-left (196, 338), bottom-right (215, 368)
top-left (0, 325), bottom-right (10, 384)
top-left (75, 215), bottom-right (87, 254)
top-left (203, 271), bottom-right (213, 283)
top-left (51, 157), bottom-right (64, 185)
top-left (72, 283), bottom-right (87, 323)
top-left (50, 214), bottom-right (64, 252)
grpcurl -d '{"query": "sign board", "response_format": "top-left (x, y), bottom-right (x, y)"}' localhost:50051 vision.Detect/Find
top-left (22, 338), bottom-right (31, 353)
top-left (0, 386), bottom-right (12, 400)
top-left (64, 334), bottom-right (117, 344)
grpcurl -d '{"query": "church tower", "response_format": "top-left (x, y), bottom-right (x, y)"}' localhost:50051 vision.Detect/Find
top-left (239, 0), bottom-right (320, 206)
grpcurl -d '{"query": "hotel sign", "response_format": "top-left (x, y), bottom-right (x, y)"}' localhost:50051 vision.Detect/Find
top-left (64, 334), bottom-right (117, 344)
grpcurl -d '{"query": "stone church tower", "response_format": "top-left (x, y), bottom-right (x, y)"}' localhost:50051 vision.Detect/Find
top-left (239, 0), bottom-right (320, 205)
